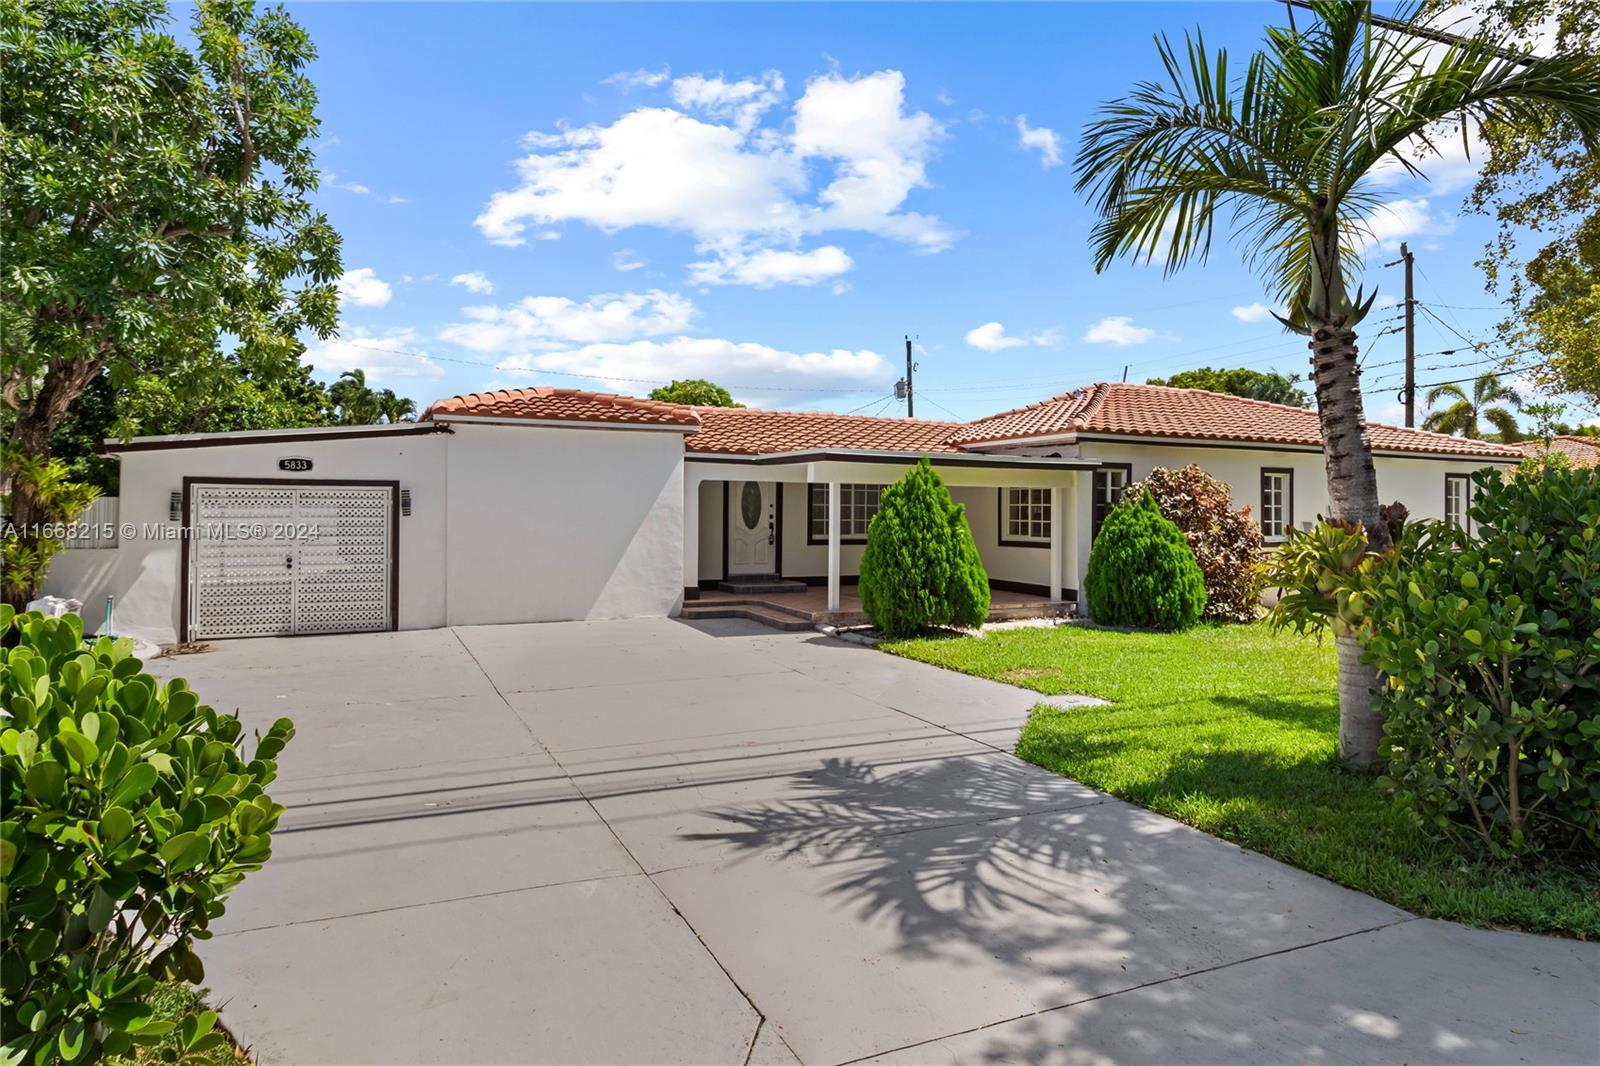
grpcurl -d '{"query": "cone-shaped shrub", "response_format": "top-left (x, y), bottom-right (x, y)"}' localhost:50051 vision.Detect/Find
top-left (1084, 488), bottom-right (1206, 630)
top-left (858, 458), bottom-right (990, 637)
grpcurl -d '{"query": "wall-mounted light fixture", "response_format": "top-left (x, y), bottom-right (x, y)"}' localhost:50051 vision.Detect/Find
top-left (169, 491), bottom-right (182, 522)
top-left (399, 489), bottom-right (412, 517)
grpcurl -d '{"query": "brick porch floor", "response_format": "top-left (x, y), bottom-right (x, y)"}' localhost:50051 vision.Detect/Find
top-left (681, 584), bottom-right (1076, 631)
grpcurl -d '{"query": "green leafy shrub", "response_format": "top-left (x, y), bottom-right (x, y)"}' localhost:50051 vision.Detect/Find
top-left (1364, 465), bottom-right (1600, 858)
top-left (1084, 489), bottom-right (1206, 630)
top-left (0, 608), bottom-right (294, 1064)
top-left (1125, 464), bottom-right (1265, 622)
top-left (858, 459), bottom-right (990, 638)
top-left (2, 447), bottom-right (100, 613)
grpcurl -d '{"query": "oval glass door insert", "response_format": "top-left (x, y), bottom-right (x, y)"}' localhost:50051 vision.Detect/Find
top-left (740, 482), bottom-right (763, 529)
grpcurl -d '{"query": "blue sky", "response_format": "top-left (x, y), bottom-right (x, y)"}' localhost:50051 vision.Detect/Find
top-left (296, 1), bottom-right (1536, 426)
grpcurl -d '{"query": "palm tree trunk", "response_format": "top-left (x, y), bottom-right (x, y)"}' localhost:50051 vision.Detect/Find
top-left (1335, 632), bottom-right (1383, 770)
top-left (1309, 319), bottom-right (1385, 769)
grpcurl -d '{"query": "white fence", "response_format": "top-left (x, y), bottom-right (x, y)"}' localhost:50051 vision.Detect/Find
top-left (64, 497), bottom-right (120, 549)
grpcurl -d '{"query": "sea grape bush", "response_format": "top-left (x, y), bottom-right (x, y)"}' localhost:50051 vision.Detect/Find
top-left (1364, 465), bottom-right (1600, 858)
top-left (0, 608), bottom-right (294, 1063)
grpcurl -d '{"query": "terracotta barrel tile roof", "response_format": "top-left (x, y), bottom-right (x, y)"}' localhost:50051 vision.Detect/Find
top-left (954, 382), bottom-right (1522, 459)
top-left (686, 406), bottom-right (967, 455)
top-left (417, 382), bottom-right (1522, 460)
top-left (1519, 433), bottom-right (1600, 469)
top-left (423, 387), bottom-right (701, 428)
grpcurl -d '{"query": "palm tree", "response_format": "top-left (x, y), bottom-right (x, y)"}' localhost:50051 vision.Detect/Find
top-left (1074, 0), bottom-right (1600, 767)
top-left (374, 389), bottom-right (417, 424)
top-left (1422, 374), bottom-right (1523, 440)
top-left (328, 369), bottom-right (380, 426)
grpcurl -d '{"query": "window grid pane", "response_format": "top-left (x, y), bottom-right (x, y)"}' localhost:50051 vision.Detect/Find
top-left (1005, 487), bottom-right (1051, 541)
top-left (810, 483), bottom-right (883, 539)
top-left (1261, 472), bottom-right (1289, 538)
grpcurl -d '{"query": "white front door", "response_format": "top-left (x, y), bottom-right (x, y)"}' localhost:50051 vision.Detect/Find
top-left (727, 480), bottom-right (776, 575)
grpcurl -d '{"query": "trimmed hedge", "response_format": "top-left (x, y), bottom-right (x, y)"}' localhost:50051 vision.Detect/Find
top-left (1084, 488), bottom-right (1207, 630)
top-left (858, 459), bottom-right (990, 638)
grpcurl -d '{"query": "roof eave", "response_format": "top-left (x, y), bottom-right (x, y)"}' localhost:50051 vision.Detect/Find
top-left (429, 413), bottom-right (700, 433)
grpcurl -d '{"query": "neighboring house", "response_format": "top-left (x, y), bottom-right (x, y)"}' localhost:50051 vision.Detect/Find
top-left (1519, 433), bottom-right (1600, 470)
top-left (45, 382), bottom-right (1519, 644)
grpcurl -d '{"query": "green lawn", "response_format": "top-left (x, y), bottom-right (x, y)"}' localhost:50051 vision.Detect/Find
top-left (884, 622), bottom-right (1599, 939)
top-left (109, 983), bottom-right (242, 1065)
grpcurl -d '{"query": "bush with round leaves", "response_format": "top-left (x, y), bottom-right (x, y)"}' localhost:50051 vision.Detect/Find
top-left (0, 608), bottom-right (293, 1064)
top-left (858, 458), bottom-right (990, 638)
top-left (1363, 464), bottom-right (1599, 859)
top-left (1124, 464), bottom-right (1265, 622)
top-left (1084, 488), bottom-right (1207, 630)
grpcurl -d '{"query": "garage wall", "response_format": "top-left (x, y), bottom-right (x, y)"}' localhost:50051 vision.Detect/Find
top-left (41, 421), bottom-right (689, 643)
top-left (43, 431), bottom-right (449, 644)
top-left (443, 423), bottom-right (685, 625)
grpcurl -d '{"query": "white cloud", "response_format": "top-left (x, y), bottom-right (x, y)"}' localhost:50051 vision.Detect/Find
top-left (612, 249), bottom-right (648, 272)
top-left (337, 268), bottom-right (392, 308)
top-left (324, 172), bottom-right (407, 204)
top-left (438, 289), bottom-right (697, 352)
top-left (449, 271), bottom-right (495, 295)
top-left (1368, 120), bottom-right (1486, 196)
top-left (965, 322), bottom-right (1027, 351)
top-left (689, 245), bottom-right (852, 287)
top-left (476, 68), bottom-right (953, 283)
top-left (1083, 315), bottom-right (1156, 346)
top-left (1357, 197), bottom-right (1456, 254)
top-left (966, 321), bottom-right (1059, 351)
top-left (303, 325), bottom-right (444, 380)
top-left (497, 336), bottom-right (890, 405)
top-left (1231, 302), bottom-right (1283, 323)
top-left (1015, 115), bottom-right (1063, 168)
top-left (671, 71), bottom-right (785, 130)
top-left (604, 67), bottom-right (671, 91)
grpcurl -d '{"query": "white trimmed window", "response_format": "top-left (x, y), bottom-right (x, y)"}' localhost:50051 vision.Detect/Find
top-left (808, 483), bottom-right (883, 543)
top-left (1445, 474), bottom-right (1470, 531)
top-left (1003, 487), bottom-right (1051, 544)
top-left (1260, 469), bottom-right (1293, 540)
top-left (1091, 465), bottom-right (1132, 538)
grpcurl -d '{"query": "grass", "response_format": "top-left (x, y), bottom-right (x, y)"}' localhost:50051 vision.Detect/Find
top-left (108, 982), bottom-right (244, 1065)
top-left (884, 622), bottom-right (1599, 939)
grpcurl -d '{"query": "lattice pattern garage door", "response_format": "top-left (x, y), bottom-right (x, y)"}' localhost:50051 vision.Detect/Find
top-left (191, 484), bottom-right (393, 639)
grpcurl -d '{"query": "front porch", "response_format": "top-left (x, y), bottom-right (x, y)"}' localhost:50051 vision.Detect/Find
top-left (682, 451), bottom-right (1101, 631)
top-left (681, 582), bottom-right (1077, 631)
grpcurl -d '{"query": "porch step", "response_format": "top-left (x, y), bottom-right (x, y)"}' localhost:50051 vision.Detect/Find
top-left (716, 576), bottom-right (808, 595)
top-left (679, 602), bottom-right (816, 632)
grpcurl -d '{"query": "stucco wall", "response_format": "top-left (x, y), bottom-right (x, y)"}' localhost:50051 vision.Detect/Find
top-left (1064, 439), bottom-right (1508, 527)
top-left (41, 422), bottom-right (686, 643)
top-left (689, 478), bottom-right (1063, 593)
top-left (443, 423), bottom-right (684, 625)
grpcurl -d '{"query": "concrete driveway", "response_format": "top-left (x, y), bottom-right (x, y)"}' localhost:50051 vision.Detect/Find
top-left (150, 618), bottom-right (1598, 1065)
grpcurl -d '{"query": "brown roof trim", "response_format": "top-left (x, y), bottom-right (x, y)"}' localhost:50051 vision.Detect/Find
top-left (100, 423), bottom-right (452, 455)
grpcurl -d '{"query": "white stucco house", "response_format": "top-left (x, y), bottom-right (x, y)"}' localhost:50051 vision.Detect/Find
top-left (44, 382), bottom-right (1520, 644)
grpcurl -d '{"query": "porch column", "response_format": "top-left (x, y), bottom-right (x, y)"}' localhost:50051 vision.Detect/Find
top-left (1049, 485), bottom-right (1064, 601)
top-left (1073, 469), bottom-right (1096, 616)
top-left (827, 479), bottom-right (842, 611)
top-left (682, 470), bottom-right (700, 600)
top-left (1064, 477), bottom-right (1080, 601)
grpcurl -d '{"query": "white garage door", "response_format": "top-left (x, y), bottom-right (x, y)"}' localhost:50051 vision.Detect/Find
top-left (190, 483), bottom-right (395, 639)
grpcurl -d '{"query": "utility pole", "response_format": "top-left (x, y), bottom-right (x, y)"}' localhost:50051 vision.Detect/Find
top-left (1385, 241), bottom-right (1416, 427)
top-left (902, 335), bottom-right (915, 418)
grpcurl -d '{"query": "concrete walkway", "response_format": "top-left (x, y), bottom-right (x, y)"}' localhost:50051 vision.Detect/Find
top-left (148, 619), bottom-right (1599, 1065)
